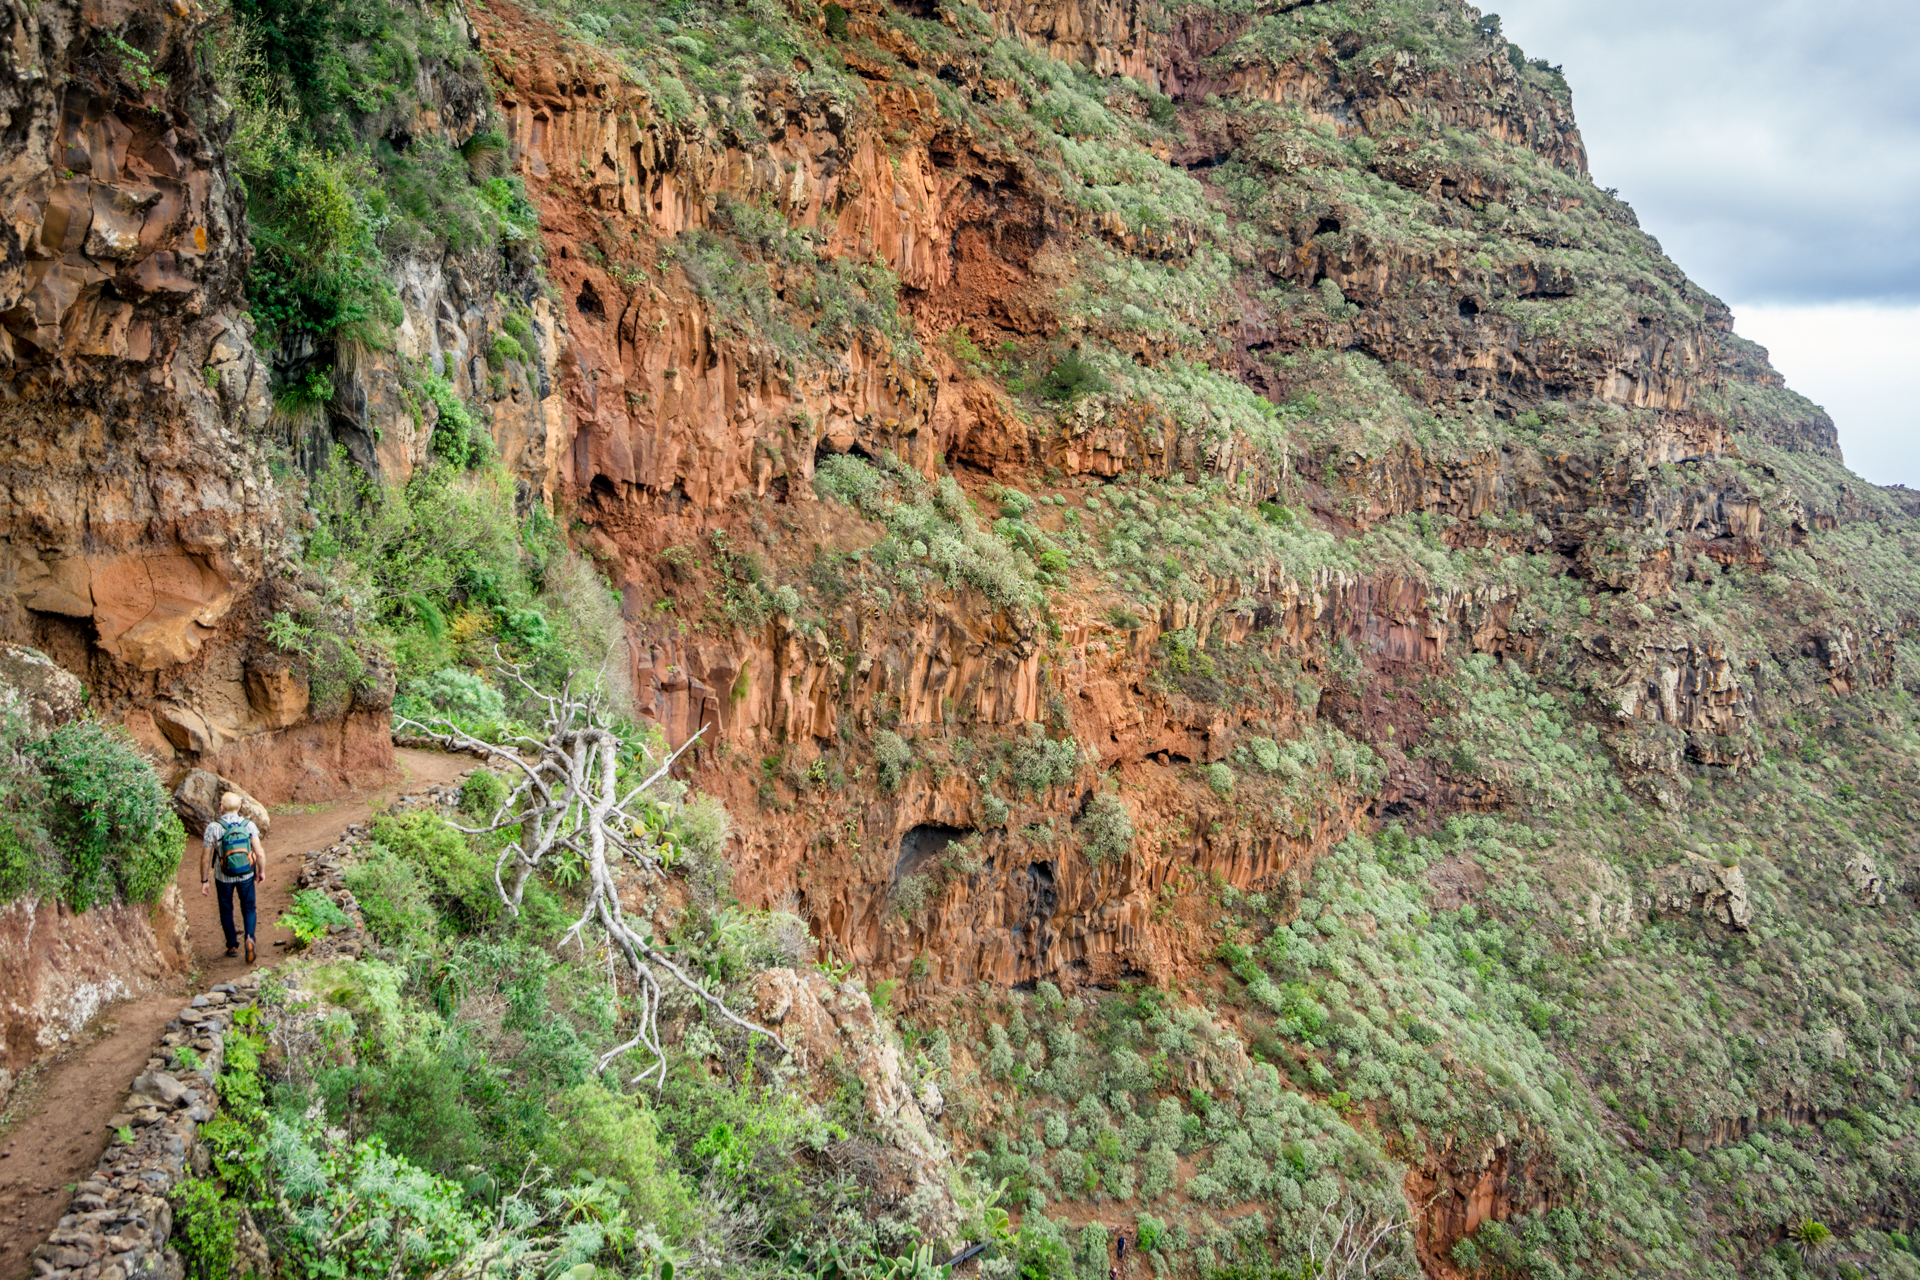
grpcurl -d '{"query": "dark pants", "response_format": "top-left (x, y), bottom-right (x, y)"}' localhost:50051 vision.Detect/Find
top-left (217, 876), bottom-right (257, 950)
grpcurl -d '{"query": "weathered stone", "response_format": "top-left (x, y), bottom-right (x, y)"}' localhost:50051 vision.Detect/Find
top-left (0, 644), bottom-right (84, 730)
top-left (1843, 850), bottom-right (1886, 906)
top-left (1652, 854), bottom-right (1752, 930)
top-left (168, 770), bottom-right (272, 835)
top-left (128, 1072), bottom-right (189, 1108)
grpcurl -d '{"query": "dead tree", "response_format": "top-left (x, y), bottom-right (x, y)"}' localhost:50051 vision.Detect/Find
top-left (1303, 1198), bottom-right (1413, 1280)
top-left (397, 658), bottom-right (784, 1087)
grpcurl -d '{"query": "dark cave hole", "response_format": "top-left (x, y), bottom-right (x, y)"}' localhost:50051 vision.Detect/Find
top-left (896, 823), bottom-right (972, 882)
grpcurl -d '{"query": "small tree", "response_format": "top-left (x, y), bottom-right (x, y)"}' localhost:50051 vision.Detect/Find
top-left (398, 656), bottom-right (783, 1086)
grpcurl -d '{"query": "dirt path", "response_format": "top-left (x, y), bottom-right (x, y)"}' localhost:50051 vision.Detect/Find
top-left (0, 747), bottom-right (475, 1280)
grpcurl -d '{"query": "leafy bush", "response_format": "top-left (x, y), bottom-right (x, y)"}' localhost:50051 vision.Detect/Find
top-left (814, 453), bottom-right (1048, 612)
top-left (369, 811), bottom-right (501, 932)
top-left (0, 822), bottom-right (59, 903)
top-left (1078, 793), bottom-right (1134, 865)
top-left (28, 719), bottom-right (183, 912)
top-left (1206, 763), bottom-right (1235, 797)
top-left (1038, 351), bottom-right (1108, 402)
top-left (874, 731), bottom-right (914, 791)
top-left (421, 373), bottom-right (490, 470)
top-left (1010, 725), bottom-right (1082, 794)
top-left (541, 1082), bottom-right (699, 1241)
top-left (171, 1177), bottom-right (240, 1280)
top-left (344, 846), bottom-right (440, 944)
top-left (0, 722), bottom-right (58, 904)
top-left (486, 334), bottom-right (526, 370)
top-left (458, 769), bottom-right (510, 819)
top-left (405, 668), bottom-right (507, 726)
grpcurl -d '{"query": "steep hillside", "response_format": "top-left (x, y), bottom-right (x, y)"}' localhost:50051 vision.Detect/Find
top-left (6, 0), bottom-right (1920, 1275)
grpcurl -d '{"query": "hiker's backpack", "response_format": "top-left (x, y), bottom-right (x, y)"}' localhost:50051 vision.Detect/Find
top-left (219, 816), bottom-right (254, 877)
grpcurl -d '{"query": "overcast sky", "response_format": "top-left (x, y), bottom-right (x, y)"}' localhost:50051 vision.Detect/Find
top-left (1496, 0), bottom-right (1920, 488)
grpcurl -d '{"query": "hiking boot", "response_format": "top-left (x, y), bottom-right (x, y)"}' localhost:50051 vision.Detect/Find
top-left (244, 936), bottom-right (255, 964)
top-left (224, 947), bottom-right (239, 958)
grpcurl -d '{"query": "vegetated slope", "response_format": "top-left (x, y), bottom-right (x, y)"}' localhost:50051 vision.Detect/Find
top-left (429, 1), bottom-right (1917, 1271)
top-left (91, 0), bottom-right (1920, 1274)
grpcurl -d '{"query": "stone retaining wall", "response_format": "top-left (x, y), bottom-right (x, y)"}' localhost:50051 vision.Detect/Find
top-left (26, 974), bottom-right (259, 1280)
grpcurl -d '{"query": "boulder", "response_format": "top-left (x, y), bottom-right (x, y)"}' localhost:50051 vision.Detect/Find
top-left (129, 1070), bottom-right (189, 1107)
top-left (1843, 850), bottom-right (1886, 906)
top-left (752, 968), bottom-right (958, 1244)
top-left (171, 770), bottom-right (272, 835)
top-left (0, 644), bottom-right (83, 732)
top-left (1653, 853), bottom-right (1752, 930)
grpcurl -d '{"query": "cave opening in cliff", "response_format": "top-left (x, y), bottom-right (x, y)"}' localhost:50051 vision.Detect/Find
top-left (896, 823), bottom-right (972, 883)
top-left (1315, 215), bottom-right (1342, 236)
top-left (814, 439), bottom-right (875, 469)
top-left (1458, 297), bottom-right (1480, 318)
top-left (575, 279), bottom-right (605, 319)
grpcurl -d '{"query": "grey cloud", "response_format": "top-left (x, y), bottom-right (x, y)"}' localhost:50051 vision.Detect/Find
top-left (1499, 0), bottom-right (1920, 304)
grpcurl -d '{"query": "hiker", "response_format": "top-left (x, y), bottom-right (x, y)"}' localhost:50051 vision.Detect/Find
top-left (1116, 1233), bottom-right (1128, 1266)
top-left (201, 793), bottom-right (264, 963)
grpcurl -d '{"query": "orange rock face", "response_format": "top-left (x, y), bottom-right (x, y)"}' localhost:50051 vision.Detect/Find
top-left (0, 0), bottom-right (393, 801)
top-left (0, 888), bottom-right (191, 1074)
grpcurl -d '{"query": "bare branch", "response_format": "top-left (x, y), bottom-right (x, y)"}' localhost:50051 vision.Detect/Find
top-left (420, 679), bottom-right (779, 1087)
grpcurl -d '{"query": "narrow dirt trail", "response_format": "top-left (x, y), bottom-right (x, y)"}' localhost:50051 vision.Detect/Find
top-left (0, 747), bottom-right (475, 1280)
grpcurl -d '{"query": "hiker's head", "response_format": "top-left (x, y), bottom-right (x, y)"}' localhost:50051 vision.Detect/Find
top-left (220, 792), bottom-right (243, 814)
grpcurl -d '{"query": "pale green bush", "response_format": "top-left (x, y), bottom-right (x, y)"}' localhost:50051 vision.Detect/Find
top-left (1078, 792), bottom-right (1134, 865)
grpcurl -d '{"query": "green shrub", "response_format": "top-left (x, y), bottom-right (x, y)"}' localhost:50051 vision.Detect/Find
top-left (284, 889), bottom-right (351, 947)
top-left (344, 847), bottom-right (440, 944)
top-left (172, 1177), bottom-right (240, 1280)
top-left (823, 2), bottom-right (848, 38)
top-left (1078, 793), bottom-right (1134, 865)
top-left (874, 731), bottom-right (914, 791)
top-left (813, 453), bottom-right (1047, 612)
top-left (1038, 351), bottom-right (1107, 403)
top-left (485, 334), bottom-right (526, 371)
top-left (543, 1082), bottom-right (699, 1243)
top-left (405, 668), bottom-right (506, 726)
top-left (1010, 725), bottom-right (1082, 794)
top-left (458, 769), bottom-right (510, 820)
top-left (29, 719), bottom-right (182, 912)
top-left (1206, 763), bottom-right (1234, 796)
top-left (0, 821), bottom-right (59, 903)
top-left (421, 374), bottom-right (490, 469)
top-left (369, 811), bottom-right (500, 932)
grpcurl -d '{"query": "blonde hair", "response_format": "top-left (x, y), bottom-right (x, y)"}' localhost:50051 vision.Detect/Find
top-left (220, 792), bottom-right (243, 813)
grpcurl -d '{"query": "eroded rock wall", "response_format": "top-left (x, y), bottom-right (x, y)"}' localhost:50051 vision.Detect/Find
top-left (0, 0), bottom-right (397, 800)
top-left (0, 886), bottom-right (190, 1078)
top-left (426, 0), bottom-right (1874, 993)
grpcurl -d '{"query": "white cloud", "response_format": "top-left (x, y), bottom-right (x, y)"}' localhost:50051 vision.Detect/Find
top-left (1488, 2), bottom-right (1920, 489)
top-left (1730, 303), bottom-right (1920, 488)
top-left (1498, 0), bottom-right (1920, 303)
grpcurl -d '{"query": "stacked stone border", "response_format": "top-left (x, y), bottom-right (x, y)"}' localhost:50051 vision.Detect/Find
top-left (25, 776), bottom-right (472, 1279)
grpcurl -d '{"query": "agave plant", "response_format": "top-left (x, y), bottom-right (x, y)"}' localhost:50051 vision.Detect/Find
top-left (1787, 1218), bottom-right (1833, 1259)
